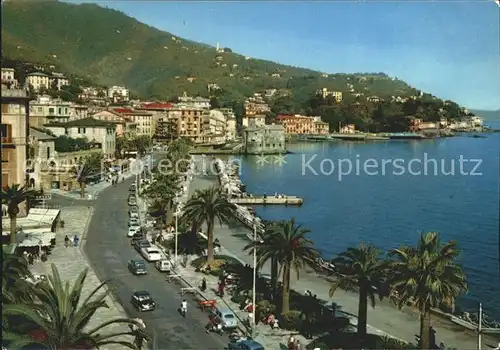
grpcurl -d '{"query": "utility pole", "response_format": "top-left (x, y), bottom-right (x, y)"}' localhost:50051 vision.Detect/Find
top-left (251, 221), bottom-right (257, 338)
top-left (478, 303), bottom-right (482, 350)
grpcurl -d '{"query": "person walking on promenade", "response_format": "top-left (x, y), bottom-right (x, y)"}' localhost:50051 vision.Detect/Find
top-left (73, 234), bottom-right (79, 247)
top-left (64, 235), bottom-right (70, 248)
top-left (287, 335), bottom-right (296, 350)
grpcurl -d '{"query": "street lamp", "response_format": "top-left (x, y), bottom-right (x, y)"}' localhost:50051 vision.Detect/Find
top-left (173, 196), bottom-right (181, 264)
top-left (251, 219), bottom-right (258, 338)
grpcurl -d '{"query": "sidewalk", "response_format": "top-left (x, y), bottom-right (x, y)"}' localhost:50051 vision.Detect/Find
top-left (189, 175), bottom-right (487, 350)
top-left (50, 170), bottom-right (136, 200)
top-left (30, 203), bottom-right (134, 349)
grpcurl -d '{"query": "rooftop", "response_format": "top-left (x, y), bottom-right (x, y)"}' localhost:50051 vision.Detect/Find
top-left (27, 72), bottom-right (49, 77)
top-left (44, 117), bottom-right (115, 128)
top-left (30, 128), bottom-right (56, 141)
top-left (141, 103), bottom-right (175, 109)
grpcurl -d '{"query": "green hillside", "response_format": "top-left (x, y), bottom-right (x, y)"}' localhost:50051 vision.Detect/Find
top-left (2, 0), bottom-right (417, 103)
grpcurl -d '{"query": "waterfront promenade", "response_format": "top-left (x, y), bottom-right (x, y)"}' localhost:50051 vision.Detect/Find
top-left (189, 174), bottom-right (494, 349)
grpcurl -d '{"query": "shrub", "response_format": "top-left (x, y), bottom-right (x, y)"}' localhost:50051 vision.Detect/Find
top-left (231, 294), bottom-right (247, 306)
top-left (191, 255), bottom-right (242, 273)
top-left (279, 310), bottom-right (303, 330)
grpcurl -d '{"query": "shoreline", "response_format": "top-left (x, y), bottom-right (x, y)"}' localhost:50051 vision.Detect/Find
top-left (185, 167), bottom-right (497, 348)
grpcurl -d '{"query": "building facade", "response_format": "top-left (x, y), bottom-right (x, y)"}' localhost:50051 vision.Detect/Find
top-left (44, 117), bottom-right (116, 158)
top-left (27, 128), bottom-right (56, 190)
top-left (27, 72), bottom-right (50, 92)
top-left (107, 86), bottom-right (130, 102)
top-left (202, 110), bottom-right (226, 144)
top-left (91, 110), bottom-right (137, 137)
top-left (275, 114), bottom-right (329, 135)
top-left (243, 125), bottom-right (286, 154)
top-left (316, 88), bottom-right (343, 102)
top-left (1, 85), bottom-right (32, 189)
top-left (29, 95), bottom-right (72, 127)
top-left (111, 108), bottom-right (153, 136)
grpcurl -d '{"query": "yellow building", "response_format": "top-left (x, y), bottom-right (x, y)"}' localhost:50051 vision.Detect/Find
top-left (27, 72), bottom-right (50, 92)
top-left (316, 88), bottom-right (343, 103)
top-left (1, 84), bottom-right (32, 188)
top-left (275, 114), bottom-right (329, 135)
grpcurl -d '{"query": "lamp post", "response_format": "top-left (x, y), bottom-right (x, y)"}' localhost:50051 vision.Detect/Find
top-left (173, 196), bottom-right (180, 264)
top-left (251, 220), bottom-right (257, 338)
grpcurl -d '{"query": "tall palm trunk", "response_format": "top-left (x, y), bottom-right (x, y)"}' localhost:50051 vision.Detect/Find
top-left (270, 257), bottom-right (279, 290)
top-left (9, 215), bottom-right (17, 244)
top-left (80, 182), bottom-right (85, 198)
top-left (206, 219), bottom-right (215, 263)
top-left (166, 200), bottom-right (173, 225)
top-left (281, 262), bottom-right (291, 314)
top-left (357, 285), bottom-right (368, 336)
top-left (419, 305), bottom-right (431, 349)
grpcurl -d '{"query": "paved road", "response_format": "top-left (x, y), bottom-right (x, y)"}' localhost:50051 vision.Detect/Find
top-left (84, 179), bottom-right (228, 349)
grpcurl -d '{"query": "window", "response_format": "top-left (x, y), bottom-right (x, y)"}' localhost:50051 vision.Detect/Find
top-left (1, 104), bottom-right (8, 114)
top-left (1, 150), bottom-right (10, 163)
top-left (46, 147), bottom-right (51, 159)
top-left (48, 108), bottom-right (55, 115)
top-left (58, 108), bottom-right (62, 115)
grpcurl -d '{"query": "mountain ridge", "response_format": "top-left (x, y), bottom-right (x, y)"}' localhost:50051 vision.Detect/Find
top-left (1, 0), bottom-right (424, 104)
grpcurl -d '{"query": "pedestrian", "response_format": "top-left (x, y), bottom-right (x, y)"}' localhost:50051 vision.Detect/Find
top-left (64, 235), bottom-right (70, 248)
top-left (287, 335), bottom-right (295, 350)
top-left (28, 253), bottom-right (34, 265)
top-left (296, 340), bottom-right (302, 350)
top-left (73, 234), bottom-right (79, 247)
top-left (200, 277), bottom-right (207, 292)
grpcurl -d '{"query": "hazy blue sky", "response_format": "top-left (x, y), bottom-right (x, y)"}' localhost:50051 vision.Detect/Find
top-left (71, 1), bottom-right (499, 110)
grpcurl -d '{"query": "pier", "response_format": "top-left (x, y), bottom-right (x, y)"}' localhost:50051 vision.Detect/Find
top-left (230, 195), bottom-right (303, 206)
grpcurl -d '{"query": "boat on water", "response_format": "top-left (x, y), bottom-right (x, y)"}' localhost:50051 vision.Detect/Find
top-left (329, 133), bottom-right (367, 141)
top-left (366, 134), bottom-right (389, 141)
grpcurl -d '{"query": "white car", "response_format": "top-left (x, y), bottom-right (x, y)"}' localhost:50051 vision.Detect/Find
top-left (141, 247), bottom-right (162, 262)
top-left (127, 226), bottom-right (141, 237)
top-left (155, 259), bottom-right (172, 272)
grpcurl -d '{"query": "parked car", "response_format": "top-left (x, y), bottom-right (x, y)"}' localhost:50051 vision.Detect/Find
top-left (129, 206), bottom-right (139, 219)
top-left (211, 307), bottom-right (238, 329)
top-left (129, 184), bottom-right (136, 192)
top-left (128, 218), bottom-right (140, 227)
top-left (227, 339), bottom-right (264, 350)
top-left (131, 291), bottom-right (156, 312)
top-left (127, 226), bottom-right (141, 237)
top-left (155, 259), bottom-right (172, 272)
top-left (141, 247), bottom-right (162, 262)
top-left (134, 240), bottom-right (151, 252)
top-left (131, 232), bottom-right (145, 245)
top-left (128, 260), bottom-right (147, 275)
top-left (129, 198), bottom-right (137, 206)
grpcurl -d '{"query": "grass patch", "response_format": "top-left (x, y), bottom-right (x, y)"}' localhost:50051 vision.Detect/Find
top-left (191, 254), bottom-right (242, 273)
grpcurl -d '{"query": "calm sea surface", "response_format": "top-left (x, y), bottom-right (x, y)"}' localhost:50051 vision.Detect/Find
top-left (236, 123), bottom-right (500, 318)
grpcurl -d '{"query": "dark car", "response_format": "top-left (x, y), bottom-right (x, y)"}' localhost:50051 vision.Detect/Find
top-left (128, 260), bottom-right (147, 275)
top-left (131, 232), bottom-right (145, 245)
top-left (131, 291), bottom-right (156, 312)
top-left (129, 184), bottom-right (136, 192)
top-left (227, 339), bottom-right (264, 350)
top-left (134, 240), bottom-right (151, 252)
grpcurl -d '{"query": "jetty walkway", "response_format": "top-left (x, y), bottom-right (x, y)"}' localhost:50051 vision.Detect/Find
top-left (230, 195), bottom-right (303, 206)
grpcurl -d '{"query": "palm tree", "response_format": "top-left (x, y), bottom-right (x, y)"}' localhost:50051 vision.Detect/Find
top-left (181, 186), bottom-right (237, 263)
top-left (1, 252), bottom-right (34, 304)
top-left (329, 242), bottom-right (385, 337)
top-left (1, 184), bottom-right (36, 243)
top-left (388, 232), bottom-right (467, 350)
top-left (72, 153), bottom-right (102, 198)
top-left (142, 173), bottom-right (180, 225)
top-left (243, 221), bottom-right (282, 291)
top-left (3, 264), bottom-right (146, 349)
top-left (249, 218), bottom-right (319, 313)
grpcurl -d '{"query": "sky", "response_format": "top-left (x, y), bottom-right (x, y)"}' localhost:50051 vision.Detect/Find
top-left (70, 0), bottom-right (500, 110)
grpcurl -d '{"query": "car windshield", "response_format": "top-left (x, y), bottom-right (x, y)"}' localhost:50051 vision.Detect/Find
top-left (148, 250), bottom-right (160, 254)
top-left (140, 242), bottom-right (151, 247)
top-left (224, 314), bottom-right (235, 319)
top-left (130, 207), bottom-right (138, 212)
top-left (134, 261), bottom-right (146, 267)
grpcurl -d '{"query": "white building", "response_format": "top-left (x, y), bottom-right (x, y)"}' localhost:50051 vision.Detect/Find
top-left (29, 95), bottom-right (72, 127)
top-left (43, 117), bottom-right (116, 158)
top-left (27, 72), bottom-right (50, 91)
top-left (50, 72), bottom-right (70, 90)
top-left (107, 86), bottom-right (130, 102)
top-left (178, 92), bottom-right (211, 109)
top-left (1, 68), bottom-right (15, 82)
top-left (202, 110), bottom-right (226, 144)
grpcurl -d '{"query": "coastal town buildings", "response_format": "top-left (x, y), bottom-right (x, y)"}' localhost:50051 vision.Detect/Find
top-left (27, 72), bottom-right (50, 91)
top-left (43, 117), bottom-right (116, 158)
top-left (316, 88), bottom-right (343, 102)
top-left (275, 114), bottom-right (330, 135)
top-left (178, 92), bottom-right (211, 109)
top-left (243, 124), bottom-right (286, 154)
top-left (26, 128), bottom-right (56, 190)
top-left (340, 124), bottom-right (356, 134)
top-left (1, 68), bottom-right (18, 87)
top-left (91, 110), bottom-right (137, 137)
top-left (243, 114), bottom-right (266, 128)
top-left (107, 86), bottom-right (130, 103)
top-left (202, 109), bottom-right (226, 144)
top-left (244, 99), bottom-right (270, 117)
top-left (1, 83), bottom-right (32, 190)
top-left (26, 72), bottom-right (70, 92)
top-left (29, 95), bottom-right (72, 127)
top-left (111, 108), bottom-right (153, 136)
